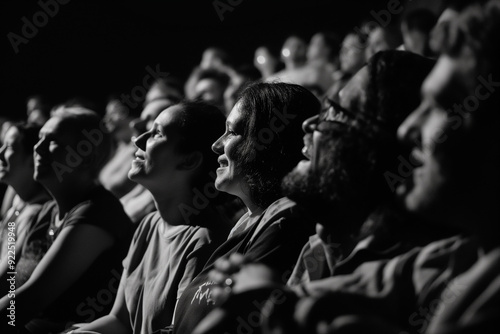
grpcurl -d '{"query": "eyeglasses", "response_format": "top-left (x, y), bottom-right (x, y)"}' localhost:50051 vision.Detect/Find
top-left (319, 99), bottom-right (358, 124)
top-left (314, 98), bottom-right (388, 135)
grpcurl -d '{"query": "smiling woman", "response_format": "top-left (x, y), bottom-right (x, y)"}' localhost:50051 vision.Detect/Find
top-left (173, 82), bottom-right (321, 334)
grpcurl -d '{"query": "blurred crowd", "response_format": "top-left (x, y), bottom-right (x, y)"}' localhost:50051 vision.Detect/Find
top-left (0, 1), bottom-right (499, 333)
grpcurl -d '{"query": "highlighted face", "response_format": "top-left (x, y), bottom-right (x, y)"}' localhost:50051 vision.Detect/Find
top-left (282, 67), bottom-right (370, 213)
top-left (128, 105), bottom-right (186, 190)
top-left (212, 101), bottom-right (247, 199)
top-left (396, 54), bottom-right (481, 226)
top-left (34, 116), bottom-right (76, 184)
top-left (0, 127), bottom-right (33, 187)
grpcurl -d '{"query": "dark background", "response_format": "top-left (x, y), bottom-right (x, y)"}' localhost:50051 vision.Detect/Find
top-left (1, 0), bottom-right (441, 120)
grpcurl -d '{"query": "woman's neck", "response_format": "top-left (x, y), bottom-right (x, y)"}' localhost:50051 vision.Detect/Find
top-left (153, 187), bottom-right (199, 226)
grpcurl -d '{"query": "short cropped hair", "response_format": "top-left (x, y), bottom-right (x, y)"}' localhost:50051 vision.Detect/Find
top-left (51, 107), bottom-right (113, 179)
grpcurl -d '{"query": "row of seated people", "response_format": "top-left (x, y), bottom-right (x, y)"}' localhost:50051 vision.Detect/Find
top-left (0, 1), bottom-right (498, 333)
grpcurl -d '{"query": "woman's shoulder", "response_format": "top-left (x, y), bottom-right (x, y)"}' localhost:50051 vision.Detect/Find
top-left (63, 186), bottom-right (133, 234)
top-left (260, 197), bottom-right (311, 226)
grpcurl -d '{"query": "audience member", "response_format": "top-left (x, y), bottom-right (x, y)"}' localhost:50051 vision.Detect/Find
top-left (223, 64), bottom-right (261, 115)
top-left (26, 95), bottom-right (52, 126)
top-left (200, 51), bottom-right (446, 334)
top-left (365, 24), bottom-right (403, 60)
top-left (0, 107), bottom-right (133, 333)
top-left (253, 46), bottom-right (279, 79)
top-left (0, 123), bottom-right (50, 288)
top-left (99, 97), bottom-right (141, 198)
top-left (280, 35), bottom-right (308, 71)
top-left (121, 98), bottom-right (174, 223)
top-left (192, 68), bottom-right (230, 114)
top-left (75, 101), bottom-right (231, 334)
top-left (185, 47), bottom-right (232, 101)
top-left (145, 77), bottom-right (184, 107)
top-left (326, 31), bottom-right (367, 102)
top-left (173, 82), bottom-right (320, 334)
top-left (401, 8), bottom-right (437, 57)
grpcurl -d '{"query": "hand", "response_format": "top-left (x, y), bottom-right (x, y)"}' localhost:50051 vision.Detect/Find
top-left (208, 253), bottom-right (278, 303)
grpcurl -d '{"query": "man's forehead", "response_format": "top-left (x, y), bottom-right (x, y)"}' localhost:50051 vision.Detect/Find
top-left (339, 66), bottom-right (369, 110)
top-left (422, 55), bottom-right (472, 107)
top-left (141, 100), bottom-right (171, 120)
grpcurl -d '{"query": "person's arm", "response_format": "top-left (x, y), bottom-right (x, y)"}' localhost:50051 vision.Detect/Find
top-left (0, 223), bottom-right (114, 326)
top-left (75, 272), bottom-right (132, 334)
top-left (0, 208), bottom-right (39, 285)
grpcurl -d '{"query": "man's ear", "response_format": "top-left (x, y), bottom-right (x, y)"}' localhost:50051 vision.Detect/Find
top-left (178, 151), bottom-right (203, 171)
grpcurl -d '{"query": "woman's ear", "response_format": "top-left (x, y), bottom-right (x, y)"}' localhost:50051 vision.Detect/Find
top-left (178, 151), bottom-right (203, 171)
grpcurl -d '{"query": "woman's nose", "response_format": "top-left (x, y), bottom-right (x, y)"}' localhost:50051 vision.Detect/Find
top-left (211, 135), bottom-right (224, 154)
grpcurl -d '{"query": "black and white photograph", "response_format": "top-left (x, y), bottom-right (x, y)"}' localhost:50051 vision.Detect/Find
top-left (0, 0), bottom-right (499, 333)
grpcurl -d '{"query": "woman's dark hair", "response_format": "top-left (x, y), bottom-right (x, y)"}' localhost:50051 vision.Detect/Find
top-left (174, 100), bottom-right (227, 203)
top-left (9, 122), bottom-right (42, 154)
top-left (235, 82), bottom-right (321, 208)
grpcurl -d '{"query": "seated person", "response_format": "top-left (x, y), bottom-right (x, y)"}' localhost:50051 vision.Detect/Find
top-left (253, 46), bottom-right (279, 79)
top-left (198, 51), bottom-right (451, 334)
top-left (365, 24), bottom-right (403, 61)
top-left (172, 82), bottom-right (320, 334)
top-left (192, 68), bottom-right (230, 114)
top-left (401, 8), bottom-right (437, 57)
top-left (185, 47), bottom-right (232, 101)
top-left (326, 30), bottom-right (367, 102)
top-left (26, 94), bottom-right (52, 126)
top-left (268, 33), bottom-right (341, 98)
top-left (223, 64), bottom-right (261, 115)
top-left (224, 3), bottom-right (500, 334)
top-left (121, 98), bottom-right (174, 223)
top-left (99, 97), bottom-right (141, 198)
top-left (0, 123), bottom-right (51, 288)
top-left (144, 76), bottom-right (184, 107)
top-left (75, 101), bottom-right (232, 334)
top-left (0, 107), bottom-right (133, 334)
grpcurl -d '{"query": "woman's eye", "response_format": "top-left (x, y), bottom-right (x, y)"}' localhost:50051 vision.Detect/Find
top-left (227, 130), bottom-right (237, 136)
top-left (154, 131), bottom-right (162, 138)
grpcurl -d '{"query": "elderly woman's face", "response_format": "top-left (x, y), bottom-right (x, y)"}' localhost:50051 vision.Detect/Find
top-left (212, 101), bottom-right (247, 198)
top-left (128, 105), bottom-right (185, 190)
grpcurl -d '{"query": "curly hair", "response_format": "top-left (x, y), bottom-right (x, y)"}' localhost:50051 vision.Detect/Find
top-left (235, 82), bottom-right (320, 208)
